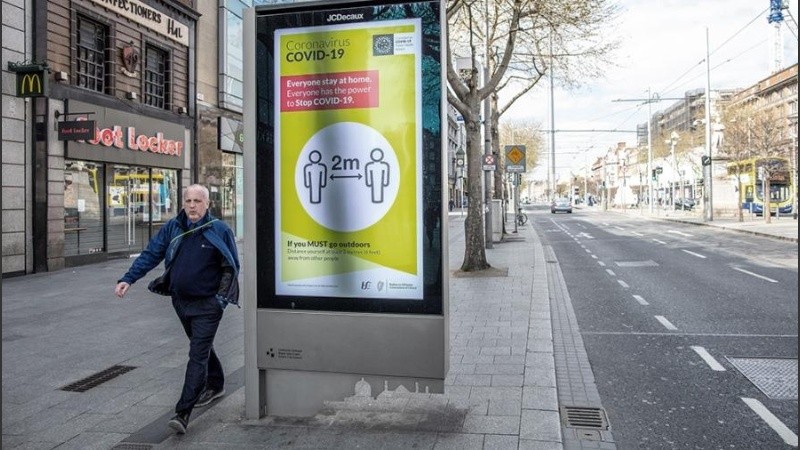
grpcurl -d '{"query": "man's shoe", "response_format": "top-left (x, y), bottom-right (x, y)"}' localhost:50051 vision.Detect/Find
top-left (195, 388), bottom-right (226, 407)
top-left (168, 412), bottom-right (189, 434)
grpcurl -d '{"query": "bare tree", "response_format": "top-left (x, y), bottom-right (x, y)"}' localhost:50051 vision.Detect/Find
top-left (721, 103), bottom-right (758, 222)
top-left (446, 0), bottom-right (620, 272)
top-left (747, 109), bottom-right (786, 223)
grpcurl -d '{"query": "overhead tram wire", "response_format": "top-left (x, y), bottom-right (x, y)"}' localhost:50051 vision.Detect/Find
top-left (661, 37), bottom-right (769, 95)
top-left (709, 7), bottom-right (769, 58)
top-left (656, 6), bottom-right (769, 98)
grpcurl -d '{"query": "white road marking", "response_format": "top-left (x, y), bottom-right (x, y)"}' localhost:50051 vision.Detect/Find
top-left (618, 280), bottom-right (629, 288)
top-left (741, 397), bottom-right (798, 447)
top-left (598, 261), bottom-right (606, 267)
top-left (655, 315), bottom-right (678, 331)
top-left (653, 239), bottom-right (667, 245)
top-left (631, 231), bottom-right (644, 237)
top-left (577, 232), bottom-right (594, 239)
top-left (605, 269), bottom-right (616, 276)
top-left (682, 249), bottom-right (707, 259)
top-left (668, 230), bottom-right (694, 237)
top-left (591, 254), bottom-right (598, 259)
top-left (690, 346), bottom-right (726, 371)
top-left (602, 223), bottom-right (609, 226)
top-left (632, 295), bottom-right (649, 305)
top-left (614, 226), bottom-right (625, 231)
top-left (585, 249), bottom-right (592, 253)
top-left (733, 267), bottom-right (779, 283)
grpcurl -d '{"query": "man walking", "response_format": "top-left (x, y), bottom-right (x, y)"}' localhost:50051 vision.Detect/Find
top-left (115, 184), bottom-right (240, 434)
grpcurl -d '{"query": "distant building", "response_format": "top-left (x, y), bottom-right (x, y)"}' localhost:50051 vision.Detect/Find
top-left (727, 63), bottom-right (798, 158)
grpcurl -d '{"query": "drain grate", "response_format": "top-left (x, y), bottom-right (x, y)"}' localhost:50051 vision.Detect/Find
top-left (561, 406), bottom-right (609, 430)
top-left (112, 444), bottom-right (153, 450)
top-left (727, 357), bottom-right (797, 400)
top-left (60, 365), bottom-right (136, 392)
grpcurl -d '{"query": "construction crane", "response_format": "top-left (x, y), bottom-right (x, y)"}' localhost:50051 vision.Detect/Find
top-left (768, 0), bottom-right (799, 73)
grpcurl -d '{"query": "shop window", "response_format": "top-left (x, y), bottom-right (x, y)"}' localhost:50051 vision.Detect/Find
top-left (76, 15), bottom-right (110, 93)
top-left (64, 161), bottom-right (105, 256)
top-left (144, 44), bottom-right (171, 109)
top-left (151, 168), bottom-right (179, 236)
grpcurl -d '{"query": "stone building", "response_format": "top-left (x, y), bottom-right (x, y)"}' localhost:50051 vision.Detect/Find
top-left (2, 0), bottom-right (199, 275)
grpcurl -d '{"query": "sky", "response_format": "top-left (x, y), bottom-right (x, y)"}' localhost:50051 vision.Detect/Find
top-left (502, 0), bottom-right (799, 182)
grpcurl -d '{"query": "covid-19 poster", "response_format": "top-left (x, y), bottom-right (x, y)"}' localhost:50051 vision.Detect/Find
top-left (274, 18), bottom-right (423, 300)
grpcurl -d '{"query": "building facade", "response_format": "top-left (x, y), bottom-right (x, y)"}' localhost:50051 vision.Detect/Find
top-left (2, 0), bottom-right (199, 275)
top-left (193, 0), bottom-right (250, 239)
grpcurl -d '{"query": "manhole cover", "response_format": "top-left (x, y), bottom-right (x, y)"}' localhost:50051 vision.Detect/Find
top-left (727, 358), bottom-right (798, 400)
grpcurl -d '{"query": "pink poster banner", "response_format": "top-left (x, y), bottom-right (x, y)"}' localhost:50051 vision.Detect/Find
top-left (280, 70), bottom-right (379, 112)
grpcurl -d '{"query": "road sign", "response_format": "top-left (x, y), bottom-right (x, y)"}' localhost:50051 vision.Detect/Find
top-left (483, 153), bottom-right (496, 171)
top-left (504, 145), bottom-right (526, 173)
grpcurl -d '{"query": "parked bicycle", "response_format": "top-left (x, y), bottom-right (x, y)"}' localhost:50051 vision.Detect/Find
top-left (516, 208), bottom-right (528, 226)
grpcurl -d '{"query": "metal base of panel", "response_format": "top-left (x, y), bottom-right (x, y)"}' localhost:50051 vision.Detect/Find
top-left (264, 368), bottom-right (444, 417)
top-left (256, 309), bottom-right (446, 417)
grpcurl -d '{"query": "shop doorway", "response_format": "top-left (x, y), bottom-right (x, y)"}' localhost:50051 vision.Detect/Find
top-left (107, 166), bottom-right (152, 254)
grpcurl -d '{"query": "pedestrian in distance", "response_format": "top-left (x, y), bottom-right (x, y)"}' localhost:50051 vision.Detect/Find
top-left (114, 184), bottom-right (240, 434)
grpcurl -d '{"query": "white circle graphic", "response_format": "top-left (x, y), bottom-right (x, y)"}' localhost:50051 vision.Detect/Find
top-left (295, 122), bottom-right (399, 232)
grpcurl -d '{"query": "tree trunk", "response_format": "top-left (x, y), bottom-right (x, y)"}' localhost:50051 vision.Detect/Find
top-left (461, 114), bottom-right (491, 272)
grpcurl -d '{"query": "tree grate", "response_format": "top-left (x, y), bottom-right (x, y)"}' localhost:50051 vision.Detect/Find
top-left (60, 365), bottom-right (136, 392)
top-left (561, 406), bottom-right (609, 430)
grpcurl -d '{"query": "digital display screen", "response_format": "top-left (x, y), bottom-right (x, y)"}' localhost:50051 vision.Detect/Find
top-left (255, 0), bottom-right (443, 314)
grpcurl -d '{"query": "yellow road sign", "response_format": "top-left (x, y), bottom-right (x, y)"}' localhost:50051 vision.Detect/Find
top-left (504, 145), bottom-right (526, 172)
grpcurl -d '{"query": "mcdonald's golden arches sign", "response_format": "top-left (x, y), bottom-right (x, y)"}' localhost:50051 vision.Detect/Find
top-left (8, 62), bottom-right (48, 98)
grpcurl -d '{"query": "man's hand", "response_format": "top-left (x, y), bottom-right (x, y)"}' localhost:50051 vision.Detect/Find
top-left (115, 282), bottom-right (130, 298)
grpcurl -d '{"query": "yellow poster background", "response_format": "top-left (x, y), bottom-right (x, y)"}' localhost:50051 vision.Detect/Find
top-left (277, 21), bottom-right (420, 282)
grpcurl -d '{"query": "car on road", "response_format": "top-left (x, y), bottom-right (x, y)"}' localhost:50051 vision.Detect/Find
top-left (551, 198), bottom-right (573, 214)
top-left (674, 198), bottom-right (695, 210)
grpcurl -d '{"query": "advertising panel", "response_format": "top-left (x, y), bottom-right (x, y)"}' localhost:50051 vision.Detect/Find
top-left (255, 1), bottom-right (443, 314)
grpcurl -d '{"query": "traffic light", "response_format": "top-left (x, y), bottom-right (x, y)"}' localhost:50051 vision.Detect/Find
top-left (651, 169), bottom-right (657, 181)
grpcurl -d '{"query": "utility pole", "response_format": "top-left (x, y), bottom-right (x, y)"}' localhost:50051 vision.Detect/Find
top-left (483, 0), bottom-right (493, 248)
top-left (549, 35), bottom-right (556, 202)
top-left (704, 27), bottom-right (713, 222)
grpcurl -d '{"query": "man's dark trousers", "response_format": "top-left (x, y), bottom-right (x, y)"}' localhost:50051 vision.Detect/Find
top-left (172, 295), bottom-right (225, 414)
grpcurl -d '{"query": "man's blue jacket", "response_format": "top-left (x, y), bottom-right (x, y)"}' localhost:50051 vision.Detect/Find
top-left (119, 209), bottom-right (241, 306)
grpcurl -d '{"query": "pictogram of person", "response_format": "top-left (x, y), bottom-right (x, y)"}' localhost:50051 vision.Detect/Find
top-left (304, 150), bottom-right (327, 204)
top-left (364, 148), bottom-right (390, 203)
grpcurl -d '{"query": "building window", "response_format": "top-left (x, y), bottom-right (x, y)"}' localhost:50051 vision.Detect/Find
top-left (144, 45), bottom-right (170, 109)
top-left (219, 0), bottom-right (250, 111)
top-left (76, 15), bottom-right (109, 93)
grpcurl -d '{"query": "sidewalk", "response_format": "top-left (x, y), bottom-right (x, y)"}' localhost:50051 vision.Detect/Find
top-left (581, 205), bottom-right (798, 242)
top-left (2, 215), bottom-right (577, 449)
